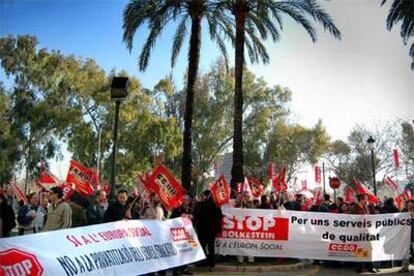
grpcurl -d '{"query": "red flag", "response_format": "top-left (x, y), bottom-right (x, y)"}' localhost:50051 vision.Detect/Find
top-left (384, 176), bottom-right (401, 193)
top-left (352, 178), bottom-right (379, 204)
top-left (301, 180), bottom-right (307, 191)
top-left (395, 193), bottom-right (405, 211)
top-left (209, 175), bottom-right (230, 206)
top-left (38, 170), bottom-right (59, 185)
top-left (314, 165), bottom-right (321, 183)
top-left (247, 177), bottom-right (264, 198)
top-left (301, 197), bottom-right (313, 211)
top-left (146, 165), bottom-right (186, 210)
top-left (313, 189), bottom-right (322, 205)
top-left (272, 166), bottom-right (287, 192)
top-left (10, 181), bottom-right (28, 204)
top-left (393, 149), bottom-right (400, 168)
top-left (241, 177), bottom-right (252, 196)
top-left (345, 187), bottom-right (357, 203)
top-left (268, 162), bottom-right (276, 179)
top-left (66, 160), bottom-right (95, 197)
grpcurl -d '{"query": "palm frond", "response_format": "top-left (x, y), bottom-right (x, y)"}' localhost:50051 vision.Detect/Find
top-left (171, 15), bottom-right (189, 67)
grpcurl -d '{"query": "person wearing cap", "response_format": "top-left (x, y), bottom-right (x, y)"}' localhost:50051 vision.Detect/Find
top-left (43, 186), bottom-right (72, 231)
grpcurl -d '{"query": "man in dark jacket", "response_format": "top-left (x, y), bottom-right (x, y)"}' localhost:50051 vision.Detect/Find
top-left (193, 190), bottom-right (222, 268)
top-left (0, 193), bottom-right (16, 237)
top-left (400, 199), bottom-right (414, 272)
top-left (87, 190), bottom-right (108, 225)
top-left (104, 189), bottom-right (130, 222)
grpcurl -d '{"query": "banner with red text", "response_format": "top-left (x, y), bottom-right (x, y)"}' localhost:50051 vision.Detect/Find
top-left (0, 218), bottom-right (205, 276)
top-left (215, 207), bottom-right (412, 262)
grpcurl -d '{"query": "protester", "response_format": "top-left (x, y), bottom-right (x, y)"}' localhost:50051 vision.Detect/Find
top-left (381, 198), bottom-right (399, 214)
top-left (141, 193), bottom-right (165, 220)
top-left (193, 190), bottom-right (223, 269)
top-left (43, 186), bottom-right (72, 231)
top-left (87, 189), bottom-right (108, 225)
top-left (67, 194), bottom-right (87, 228)
top-left (0, 193), bottom-right (16, 237)
top-left (400, 199), bottom-right (414, 272)
top-left (17, 192), bottom-right (40, 235)
top-left (259, 195), bottom-right (272, 209)
top-left (104, 189), bottom-right (131, 222)
top-left (319, 194), bottom-right (331, 212)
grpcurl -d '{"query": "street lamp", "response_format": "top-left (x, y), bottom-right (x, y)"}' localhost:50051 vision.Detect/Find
top-left (367, 136), bottom-right (377, 196)
top-left (110, 76), bottom-right (128, 201)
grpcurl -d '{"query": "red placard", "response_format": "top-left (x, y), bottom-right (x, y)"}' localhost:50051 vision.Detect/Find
top-left (146, 165), bottom-right (186, 210)
top-left (66, 160), bottom-right (96, 197)
top-left (329, 177), bottom-right (341, 189)
top-left (247, 177), bottom-right (264, 198)
top-left (209, 175), bottom-right (230, 206)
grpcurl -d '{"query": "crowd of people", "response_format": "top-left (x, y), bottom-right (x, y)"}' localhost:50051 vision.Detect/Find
top-left (1, 184), bottom-right (413, 274)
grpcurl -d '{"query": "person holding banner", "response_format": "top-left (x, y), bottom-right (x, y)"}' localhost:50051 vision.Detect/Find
top-left (400, 199), bottom-right (414, 273)
top-left (17, 192), bottom-right (41, 235)
top-left (193, 190), bottom-right (222, 269)
top-left (104, 189), bottom-right (131, 222)
top-left (86, 189), bottom-right (108, 225)
top-left (43, 186), bottom-right (72, 231)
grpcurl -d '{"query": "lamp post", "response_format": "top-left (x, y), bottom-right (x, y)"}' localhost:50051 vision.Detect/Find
top-left (109, 77), bottom-right (128, 201)
top-left (367, 136), bottom-right (377, 196)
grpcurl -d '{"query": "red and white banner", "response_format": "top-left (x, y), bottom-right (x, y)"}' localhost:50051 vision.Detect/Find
top-left (216, 207), bottom-right (411, 262)
top-left (393, 149), bottom-right (400, 169)
top-left (315, 165), bottom-right (321, 183)
top-left (146, 165), bottom-right (186, 210)
top-left (0, 218), bottom-right (205, 276)
top-left (352, 178), bottom-right (378, 204)
top-left (209, 175), bottom-right (230, 206)
top-left (66, 160), bottom-right (96, 197)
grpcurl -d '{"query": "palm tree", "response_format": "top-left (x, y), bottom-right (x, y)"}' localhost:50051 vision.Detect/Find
top-left (382, 0), bottom-right (414, 70)
top-left (216, 0), bottom-right (341, 184)
top-left (123, 0), bottom-right (232, 189)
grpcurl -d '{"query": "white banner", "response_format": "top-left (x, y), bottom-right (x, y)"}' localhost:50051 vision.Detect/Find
top-left (0, 218), bottom-right (205, 276)
top-left (216, 207), bottom-right (412, 262)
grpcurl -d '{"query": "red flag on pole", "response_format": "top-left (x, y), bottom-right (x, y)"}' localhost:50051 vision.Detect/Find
top-left (314, 165), bottom-right (321, 183)
top-left (66, 160), bottom-right (95, 197)
top-left (393, 149), bottom-right (400, 168)
top-left (209, 175), bottom-right (230, 206)
top-left (268, 162), bottom-right (276, 179)
top-left (345, 187), bottom-right (357, 203)
top-left (10, 181), bottom-right (28, 204)
top-left (146, 165), bottom-right (186, 210)
top-left (247, 177), bottom-right (264, 198)
top-left (272, 166), bottom-right (287, 192)
top-left (313, 189), bottom-right (322, 205)
top-left (384, 176), bottom-right (402, 193)
top-left (352, 178), bottom-right (379, 204)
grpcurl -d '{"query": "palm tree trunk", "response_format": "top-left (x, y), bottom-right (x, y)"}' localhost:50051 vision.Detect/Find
top-left (232, 13), bottom-right (246, 183)
top-left (181, 16), bottom-right (202, 190)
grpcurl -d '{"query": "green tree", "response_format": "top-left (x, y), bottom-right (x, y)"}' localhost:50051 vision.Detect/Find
top-left (218, 0), bottom-right (341, 183)
top-left (123, 0), bottom-right (231, 189)
top-left (382, 0), bottom-right (414, 70)
top-left (0, 36), bottom-right (83, 190)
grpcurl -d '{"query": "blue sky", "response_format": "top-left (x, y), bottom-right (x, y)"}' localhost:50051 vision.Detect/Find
top-left (1, 0), bottom-right (413, 182)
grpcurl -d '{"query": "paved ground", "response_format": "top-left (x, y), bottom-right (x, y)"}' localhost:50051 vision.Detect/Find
top-left (192, 265), bottom-right (414, 275)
